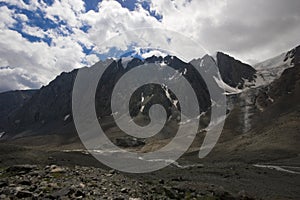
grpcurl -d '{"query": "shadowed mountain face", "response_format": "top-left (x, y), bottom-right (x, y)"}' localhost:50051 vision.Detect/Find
top-left (216, 52), bottom-right (256, 88)
top-left (95, 55), bottom-right (212, 120)
top-left (252, 58), bottom-right (300, 130)
top-left (0, 53), bottom-right (255, 142)
top-left (205, 46), bottom-right (300, 162)
top-left (0, 71), bottom-right (78, 141)
top-left (0, 46), bottom-right (299, 159)
top-left (212, 62), bottom-right (300, 162)
top-left (289, 45), bottom-right (300, 66)
top-left (0, 47), bottom-right (299, 200)
top-left (0, 90), bottom-right (36, 132)
top-left (0, 90), bottom-right (36, 120)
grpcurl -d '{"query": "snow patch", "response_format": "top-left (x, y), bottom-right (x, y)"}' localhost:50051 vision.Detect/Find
top-left (0, 132), bottom-right (5, 138)
top-left (121, 57), bottom-right (132, 69)
top-left (213, 76), bottom-right (242, 95)
top-left (162, 85), bottom-right (178, 108)
top-left (141, 50), bottom-right (167, 59)
top-left (160, 62), bottom-right (167, 67)
top-left (137, 157), bottom-right (203, 169)
top-left (178, 119), bottom-right (191, 125)
top-left (252, 52), bottom-right (294, 87)
top-left (254, 53), bottom-right (293, 70)
top-left (64, 114), bottom-right (70, 121)
top-left (254, 164), bottom-right (300, 175)
top-left (140, 105), bottom-right (145, 112)
top-left (141, 92), bottom-right (145, 103)
top-left (168, 70), bottom-right (180, 81)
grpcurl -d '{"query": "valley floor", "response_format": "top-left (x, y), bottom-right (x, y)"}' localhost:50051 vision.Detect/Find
top-left (0, 143), bottom-right (299, 199)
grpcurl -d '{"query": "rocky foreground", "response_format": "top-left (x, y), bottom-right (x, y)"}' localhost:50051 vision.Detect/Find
top-left (0, 164), bottom-right (254, 200)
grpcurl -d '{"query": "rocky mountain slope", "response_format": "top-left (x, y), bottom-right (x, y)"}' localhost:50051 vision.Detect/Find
top-left (216, 52), bottom-right (256, 88)
top-left (0, 45), bottom-right (299, 164)
top-left (209, 45), bottom-right (300, 162)
top-left (0, 90), bottom-right (36, 138)
top-left (0, 52), bottom-right (255, 142)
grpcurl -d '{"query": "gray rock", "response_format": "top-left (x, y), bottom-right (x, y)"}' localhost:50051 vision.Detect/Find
top-left (115, 137), bottom-right (145, 148)
top-left (73, 190), bottom-right (85, 198)
top-left (6, 165), bottom-right (37, 175)
top-left (50, 187), bottom-right (72, 198)
top-left (120, 188), bottom-right (128, 193)
top-left (15, 190), bottom-right (33, 198)
top-left (18, 180), bottom-right (31, 186)
top-left (0, 181), bottom-right (8, 187)
top-left (49, 165), bottom-right (66, 173)
top-left (163, 187), bottom-right (177, 199)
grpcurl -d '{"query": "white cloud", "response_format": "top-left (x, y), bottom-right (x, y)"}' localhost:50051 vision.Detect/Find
top-left (0, 6), bottom-right (16, 29)
top-left (147, 0), bottom-right (300, 63)
top-left (81, 0), bottom-right (161, 51)
top-left (0, 0), bottom-right (165, 92)
top-left (0, 0), bottom-right (299, 92)
top-left (44, 0), bottom-right (85, 27)
top-left (85, 54), bottom-right (100, 66)
top-left (0, 26), bottom-right (84, 91)
top-left (14, 13), bottom-right (28, 22)
top-left (22, 25), bottom-right (46, 38)
top-left (0, 67), bottom-right (41, 92)
top-left (1, 0), bottom-right (32, 10)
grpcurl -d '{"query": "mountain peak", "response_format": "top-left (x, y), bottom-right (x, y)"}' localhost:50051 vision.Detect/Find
top-left (288, 45), bottom-right (300, 66)
top-left (120, 48), bottom-right (168, 60)
top-left (252, 45), bottom-right (300, 87)
top-left (216, 52), bottom-right (256, 89)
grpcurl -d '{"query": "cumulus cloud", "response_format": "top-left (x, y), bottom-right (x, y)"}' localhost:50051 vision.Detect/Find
top-left (0, 0), bottom-right (164, 92)
top-left (0, 0), bottom-right (299, 92)
top-left (0, 67), bottom-right (41, 92)
top-left (0, 6), bottom-right (17, 29)
top-left (148, 0), bottom-right (300, 62)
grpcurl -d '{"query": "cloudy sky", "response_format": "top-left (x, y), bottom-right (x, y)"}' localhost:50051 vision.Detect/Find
top-left (0, 0), bottom-right (299, 92)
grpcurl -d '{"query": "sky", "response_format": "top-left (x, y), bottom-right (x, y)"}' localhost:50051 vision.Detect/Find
top-left (0, 0), bottom-right (299, 92)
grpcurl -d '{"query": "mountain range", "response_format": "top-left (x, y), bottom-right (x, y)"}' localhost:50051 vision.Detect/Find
top-left (0, 45), bottom-right (299, 163)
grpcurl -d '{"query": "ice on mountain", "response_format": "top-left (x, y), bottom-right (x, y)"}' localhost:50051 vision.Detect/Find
top-left (213, 76), bottom-right (242, 95)
top-left (0, 132), bottom-right (5, 138)
top-left (168, 70), bottom-right (180, 81)
top-left (160, 62), bottom-right (167, 67)
top-left (64, 114), bottom-right (70, 121)
top-left (121, 57), bottom-right (132, 69)
top-left (252, 51), bottom-right (295, 87)
top-left (141, 92), bottom-right (145, 103)
top-left (141, 50), bottom-right (167, 59)
top-left (140, 93), bottom-right (145, 112)
top-left (162, 85), bottom-right (178, 108)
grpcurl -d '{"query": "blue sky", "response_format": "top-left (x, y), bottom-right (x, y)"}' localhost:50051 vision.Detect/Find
top-left (0, 0), bottom-right (299, 92)
top-left (0, 0), bottom-right (161, 59)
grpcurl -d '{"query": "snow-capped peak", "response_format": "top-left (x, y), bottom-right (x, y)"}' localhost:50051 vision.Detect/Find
top-left (254, 52), bottom-right (294, 70)
top-left (120, 48), bottom-right (169, 68)
top-left (251, 48), bottom-right (296, 87)
top-left (140, 49), bottom-right (168, 59)
top-left (120, 56), bottom-right (133, 69)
